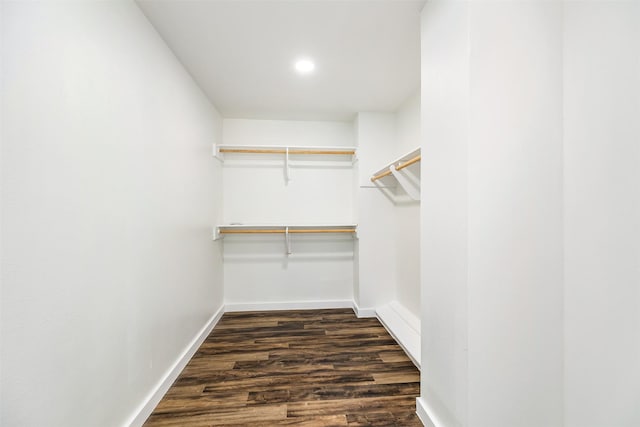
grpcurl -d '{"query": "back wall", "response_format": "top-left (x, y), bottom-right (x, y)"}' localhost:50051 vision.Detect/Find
top-left (221, 119), bottom-right (356, 308)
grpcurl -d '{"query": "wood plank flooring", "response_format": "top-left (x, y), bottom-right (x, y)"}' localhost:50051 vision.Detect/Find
top-left (144, 308), bottom-right (422, 426)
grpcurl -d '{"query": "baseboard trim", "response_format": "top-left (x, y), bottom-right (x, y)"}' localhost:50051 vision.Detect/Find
top-left (351, 300), bottom-right (377, 318)
top-left (125, 305), bottom-right (224, 427)
top-left (416, 397), bottom-right (446, 427)
top-left (376, 302), bottom-right (421, 369)
top-left (416, 397), bottom-right (433, 427)
top-left (224, 300), bottom-right (353, 312)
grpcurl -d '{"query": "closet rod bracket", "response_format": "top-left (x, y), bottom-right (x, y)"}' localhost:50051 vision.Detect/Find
top-left (389, 165), bottom-right (421, 201)
top-left (213, 143), bottom-right (222, 161)
top-left (285, 226), bottom-right (292, 255)
top-left (285, 147), bottom-right (290, 183)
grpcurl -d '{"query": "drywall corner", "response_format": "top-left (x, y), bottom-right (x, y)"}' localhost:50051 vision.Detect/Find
top-left (351, 300), bottom-right (377, 318)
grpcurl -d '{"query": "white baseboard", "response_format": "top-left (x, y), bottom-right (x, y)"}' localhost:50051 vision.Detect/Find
top-left (417, 396), bottom-right (451, 427)
top-left (125, 305), bottom-right (224, 427)
top-left (351, 300), bottom-right (377, 318)
top-left (376, 301), bottom-right (421, 369)
top-left (224, 299), bottom-right (353, 312)
top-left (416, 397), bottom-right (433, 427)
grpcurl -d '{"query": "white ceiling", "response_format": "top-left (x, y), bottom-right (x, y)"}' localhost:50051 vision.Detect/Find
top-left (136, 0), bottom-right (424, 121)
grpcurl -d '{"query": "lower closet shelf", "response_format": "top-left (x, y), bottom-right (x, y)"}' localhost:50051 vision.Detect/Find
top-left (215, 223), bottom-right (357, 236)
top-left (213, 224), bottom-right (358, 254)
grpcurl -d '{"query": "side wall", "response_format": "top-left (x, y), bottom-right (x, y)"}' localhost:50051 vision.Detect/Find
top-left (394, 93), bottom-right (421, 318)
top-left (420, 1), bottom-right (640, 427)
top-left (420, 1), bottom-right (565, 426)
top-left (355, 113), bottom-right (397, 312)
top-left (419, 1), bottom-right (470, 424)
top-left (1, 2), bottom-right (224, 426)
top-left (356, 103), bottom-right (421, 364)
top-left (564, 2), bottom-right (640, 426)
top-left (467, 3), bottom-right (565, 425)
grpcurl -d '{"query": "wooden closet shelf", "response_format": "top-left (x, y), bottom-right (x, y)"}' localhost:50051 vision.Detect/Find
top-left (214, 144), bottom-right (357, 160)
top-left (370, 148), bottom-right (421, 183)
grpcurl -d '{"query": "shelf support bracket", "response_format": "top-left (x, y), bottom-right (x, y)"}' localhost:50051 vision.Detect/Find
top-left (389, 165), bottom-right (421, 201)
top-left (284, 147), bottom-right (290, 183)
top-left (285, 227), bottom-right (292, 255)
top-left (213, 144), bottom-right (224, 161)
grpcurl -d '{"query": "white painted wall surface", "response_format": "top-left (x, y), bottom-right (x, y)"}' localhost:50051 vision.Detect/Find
top-left (222, 119), bottom-right (355, 224)
top-left (564, 2), bottom-right (640, 426)
top-left (1, 2), bottom-right (224, 426)
top-left (394, 93), bottom-right (421, 319)
top-left (467, 3), bottom-right (564, 425)
top-left (355, 99), bottom-right (421, 361)
top-left (223, 235), bottom-right (354, 307)
top-left (0, 4), bottom-right (4, 417)
top-left (221, 119), bottom-right (355, 307)
top-left (419, 2), bottom-right (469, 425)
top-left (420, 1), bottom-right (640, 427)
top-left (355, 113), bottom-right (397, 311)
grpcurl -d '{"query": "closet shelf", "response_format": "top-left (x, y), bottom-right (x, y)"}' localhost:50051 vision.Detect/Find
top-left (370, 147), bottom-right (421, 201)
top-left (214, 144), bottom-right (357, 182)
top-left (215, 224), bottom-right (357, 238)
top-left (370, 147), bottom-right (421, 182)
top-left (213, 144), bottom-right (357, 160)
top-left (214, 224), bottom-right (358, 255)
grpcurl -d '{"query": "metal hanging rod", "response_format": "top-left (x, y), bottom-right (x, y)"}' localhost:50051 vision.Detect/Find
top-left (371, 154), bottom-right (421, 182)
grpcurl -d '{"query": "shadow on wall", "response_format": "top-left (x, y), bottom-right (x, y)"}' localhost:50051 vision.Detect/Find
top-left (371, 161), bottom-right (421, 206)
top-left (222, 235), bottom-right (355, 265)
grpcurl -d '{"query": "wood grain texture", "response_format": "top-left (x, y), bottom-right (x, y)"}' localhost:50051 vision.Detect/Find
top-left (219, 148), bottom-right (355, 155)
top-left (219, 229), bottom-right (356, 235)
top-left (144, 309), bottom-right (421, 426)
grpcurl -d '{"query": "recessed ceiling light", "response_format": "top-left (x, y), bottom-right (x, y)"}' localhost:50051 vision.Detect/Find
top-left (294, 58), bottom-right (315, 74)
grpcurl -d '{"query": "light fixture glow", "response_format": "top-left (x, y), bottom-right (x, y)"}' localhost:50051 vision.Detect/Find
top-left (294, 58), bottom-right (315, 74)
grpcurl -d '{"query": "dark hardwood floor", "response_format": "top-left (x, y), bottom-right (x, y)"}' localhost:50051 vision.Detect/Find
top-left (144, 308), bottom-right (422, 426)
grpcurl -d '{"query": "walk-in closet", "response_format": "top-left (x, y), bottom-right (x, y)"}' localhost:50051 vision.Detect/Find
top-left (3, 1), bottom-right (639, 426)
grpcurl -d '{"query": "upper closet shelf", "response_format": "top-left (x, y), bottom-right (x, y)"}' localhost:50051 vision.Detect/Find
top-left (213, 144), bottom-right (357, 182)
top-left (370, 147), bottom-right (421, 181)
top-left (370, 147), bottom-right (421, 201)
top-left (213, 144), bottom-right (357, 161)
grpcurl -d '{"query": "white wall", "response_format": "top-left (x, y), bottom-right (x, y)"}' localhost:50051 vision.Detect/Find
top-left (0, 3), bottom-right (4, 417)
top-left (421, 1), bottom-right (564, 426)
top-left (353, 103), bottom-right (421, 366)
top-left (420, 1), bottom-right (640, 427)
top-left (564, 2), bottom-right (640, 426)
top-left (394, 93), bottom-right (421, 318)
top-left (354, 98), bottom-right (421, 323)
top-left (420, 2), bottom-right (470, 424)
top-left (221, 119), bottom-right (355, 307)
top-left (222, 119), bottom-right (355, 224)
top-left (355, 113), bottom-right (397, 311)
top-left (1, 2), bottom-right (224, 426)
top-left (467, 3), bottom-right (565, 426)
